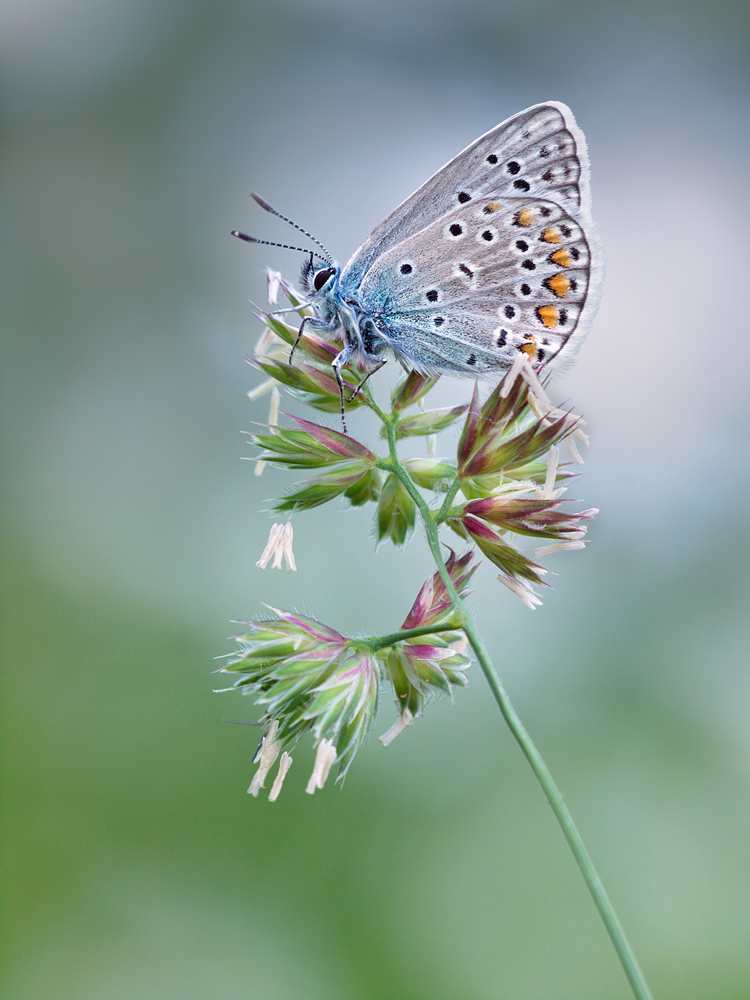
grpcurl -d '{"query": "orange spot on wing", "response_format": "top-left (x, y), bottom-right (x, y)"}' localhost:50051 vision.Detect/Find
top-left (521, 343), bottom-right (537, 358)
top-left (541, 227), bottom-right (563, 243)
top-left (516, 208), bottom-right (536, 227)
top-left (485, 201), bottom-right (501, 213)
top-left (545, 273), bottom-right (571, 298)
top-left (536, 305), bottom-right (559, 329)
top-left (550, 248), bottom-right (572, 267)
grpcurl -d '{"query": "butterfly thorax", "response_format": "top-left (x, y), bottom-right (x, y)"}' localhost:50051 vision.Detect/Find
top-left (301, 260), bottom-right (388, 369)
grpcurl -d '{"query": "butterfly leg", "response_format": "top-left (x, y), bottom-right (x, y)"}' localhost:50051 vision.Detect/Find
top-left (347, 359), bottom-right (387, 403)
top-left (289, 317), bottom-right (311, 366)
top-left (331, 344), bottom-right (357, 433)
top-left (268, 302), bottom-right (313, 315)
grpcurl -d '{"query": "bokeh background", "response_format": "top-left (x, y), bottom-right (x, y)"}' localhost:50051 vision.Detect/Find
top-left (3, 1), bottom-right (750, 997)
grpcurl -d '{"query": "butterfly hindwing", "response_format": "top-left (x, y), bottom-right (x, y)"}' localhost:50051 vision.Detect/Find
top-left (357, 193), bottom-right (594, 375)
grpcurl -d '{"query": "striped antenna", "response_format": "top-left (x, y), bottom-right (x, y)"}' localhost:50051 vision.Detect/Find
top-left (231, 231), bottom-right (330, 264)
top-left (250, 192), bottom-right (333, 265)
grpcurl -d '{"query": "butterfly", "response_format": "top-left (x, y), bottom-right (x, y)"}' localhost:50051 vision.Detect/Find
top-left (233, 102), bottom-right (603, 424)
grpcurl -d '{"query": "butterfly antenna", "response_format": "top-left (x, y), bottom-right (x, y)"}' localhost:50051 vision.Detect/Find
top-left (251, 192), bottom-right (334, 265)
top-left (231, 230), bottom-right (330, 264)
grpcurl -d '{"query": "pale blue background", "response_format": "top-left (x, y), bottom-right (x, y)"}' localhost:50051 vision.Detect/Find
top-left (4, 1), bottom-right (750, 997)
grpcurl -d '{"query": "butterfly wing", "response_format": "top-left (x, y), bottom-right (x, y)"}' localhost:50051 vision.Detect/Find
top-left (340, 102), bottom-right (603, 375)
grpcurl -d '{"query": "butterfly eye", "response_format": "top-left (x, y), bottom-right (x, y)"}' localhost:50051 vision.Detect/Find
top-left (313, 267), bottom-right (335, 291)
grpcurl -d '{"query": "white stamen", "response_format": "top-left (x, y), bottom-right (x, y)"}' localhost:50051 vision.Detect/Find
top-left (427, 434), bottom-right (437, 458)
top-left (379, 708), bottom-right (414, 747)
top-left (527, 391), bottom-right (545, 421)
top-left (256, 522), bottom-right (297, 571)
top-left (559, 528), bottom-right (587, 540)
top-left (266, 269), bottom-right (283, 306)
top-left (247, 375), bottom-right (278, 401)
top-left (565, 433), bottom-right (584, 465)
top-left (497, 574), bottom-right (543, 610)
top-left (255, 387), bottom-right (282, 476)
top-left (248, 720), bottom-right (280, 796)
top-left (501, 354), bottom-right (552, 403)
top-left (532, 540), bottom-right (586, 556)
top-left (268, 386), bottom-right (281, 426)
top-left (268, 751), bottom-right (293, 801)
top-left (305, 738), bottom-right (337, 794)
top-left (270, 523), bottom-right (295, 571)
top-left (253, 328), bottom-right (280, 359)
top-left (527, 391), bottom-right (588, 446)
top-left (520, 365), bottom-right (550, 406)
top-left (256, 523), bottom-right (283, 568)
top-left (542, 445), bottom-right (559, 499)
top-left (282, 522), bottom-right (296, 571)
top-left (500, 353), bottom-right (528, 397)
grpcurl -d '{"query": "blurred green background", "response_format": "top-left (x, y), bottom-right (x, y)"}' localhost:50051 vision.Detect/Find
top-left (3, 1), bottom-right (750, 997)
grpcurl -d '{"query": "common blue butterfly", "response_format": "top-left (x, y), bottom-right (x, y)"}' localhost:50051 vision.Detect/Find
top-left (234, 102), bottom-right (603, 423)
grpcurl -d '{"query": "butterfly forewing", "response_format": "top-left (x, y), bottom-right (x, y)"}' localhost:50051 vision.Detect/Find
top-left (340, 102), bottom-right (593, 291)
